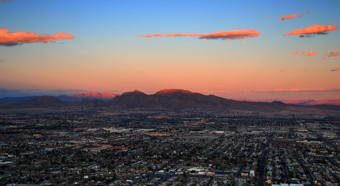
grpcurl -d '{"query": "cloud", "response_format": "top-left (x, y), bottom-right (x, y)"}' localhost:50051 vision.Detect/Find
top-left (291, 50), bottom-right (317, 56)
top-left (293, 51), bottom-right (300, 55)
top-left (242, 41), bottom-right (246, 43)
top-left (284, 25), bottom-right (338, 37)
top-left (1, 0), bottom-right (11, 2)
top-left (331, 68), bottom-right (340, 71)
top-left (279, 11), bottom-right (310, 21)
top-left (299, 11), bottom-right (311, 18)
top-left (265, 16), bottom-right (272, 19)
top-left (253, 41), bottom-right (257, 43)
top-left (329, 50), bottom-right (339, 57)
top-left (138, 29), bottom-right (261, 40)
top-left (279, 13), bottom-right (296, 21)
top-left (307, 51), bottom-right (317, 56)
top-left (0, 28), bottom-right (75, 47)
top-left (0, 60), bottom-right (3, 62)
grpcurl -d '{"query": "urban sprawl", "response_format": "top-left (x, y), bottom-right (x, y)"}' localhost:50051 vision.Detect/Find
top-left (1, 108), bottom-right (340, 186)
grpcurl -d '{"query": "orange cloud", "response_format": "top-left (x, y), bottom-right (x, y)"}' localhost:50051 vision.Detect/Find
top-left (0, 28), bottom-right (75, 46)
top-left (292, 50), bottom-right (317, 56)
top-left (138, 29), bottom-right (261, 40)
top-left (329, 50), bottom-right (339, 57)
top-left (242, 41), bottom-right (246, 43)
top-left (293, 51), bottom-right (300, 55)
top-left (253, 41), bottom-right (257, 43)
top-left (284, 25), bottom-right (338, 37)
top-left (299, 11), bottom-right (311, 18)
top-left (279, 13), bottom-right (296, 21)
top-left (307, 51), bottom-right (317, 56)
top-left (331, 68), bottom-right (340, 71)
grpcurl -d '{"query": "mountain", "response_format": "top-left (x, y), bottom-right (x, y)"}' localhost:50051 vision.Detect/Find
top-left (0, 96), bottom-right (36, 106)
top-left (282, 99), bottom-right (315, 105)
top-left (104, 89), bottom-right (303, 111)
top-left (282, 99), bottom-right (340, 106)
top-left (78, 99), bottom-right (105, 107)
top-left (236, 98), bottom-right (340, 106)
top-left (1, 89), bottom-right (340, 111)
top-left (72, 92), bottom-right (119, 101)
top-left (57, 92), bottom-right (119, 102)
top-left (272, 101), bottom-right (285, 104)
top-left (306, 99), bottom-right (340, 106)
top-left (3, 96), bottom-right (67, 109)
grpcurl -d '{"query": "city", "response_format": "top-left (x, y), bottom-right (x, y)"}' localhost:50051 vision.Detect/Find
top-left (1, 108), bottom-right (339, 185)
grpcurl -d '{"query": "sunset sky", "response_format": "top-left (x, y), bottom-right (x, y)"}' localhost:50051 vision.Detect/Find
top-left (0, 0), bottom-right (340, 100)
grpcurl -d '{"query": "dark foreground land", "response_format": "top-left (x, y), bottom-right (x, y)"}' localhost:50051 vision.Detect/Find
top-left (0, 108), bottom-right (340, 186)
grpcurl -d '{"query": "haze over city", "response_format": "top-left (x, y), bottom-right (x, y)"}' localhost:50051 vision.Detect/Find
top-left (0, 0), bottom-right (340, 101)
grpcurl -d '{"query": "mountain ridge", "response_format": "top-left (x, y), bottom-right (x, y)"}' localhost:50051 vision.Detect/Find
top-left (1, 89), bottom-right (340, 109)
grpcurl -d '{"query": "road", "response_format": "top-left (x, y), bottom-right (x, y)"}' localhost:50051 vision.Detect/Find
top-left (258, 134), bottom-right (272, 186)
top-left (294, 150), bottom-right (314, 185)
top-left (280, 150), bottom-right (288, 183)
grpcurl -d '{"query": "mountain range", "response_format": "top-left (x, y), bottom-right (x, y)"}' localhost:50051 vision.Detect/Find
top-left (1, 89), bottom-right (339, 112)
top-left (0, 92), bottom-right (119, 105)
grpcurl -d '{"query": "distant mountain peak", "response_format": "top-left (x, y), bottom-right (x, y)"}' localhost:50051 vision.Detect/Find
top-left (155, 89), bottom-right (193, 95)
top-left (121, 90), bottom-right (146, 96)
top-left (272, 101), bottom-right (285, 104)
top-left (72, 92), bottom-right (119, 99)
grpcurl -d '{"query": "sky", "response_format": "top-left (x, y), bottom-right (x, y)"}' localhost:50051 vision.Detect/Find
top-left (0, 0), bottom-right (340, 100)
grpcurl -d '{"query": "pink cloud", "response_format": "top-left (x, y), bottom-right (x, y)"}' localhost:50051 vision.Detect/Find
top-left (301, 51), bottom-right (306, 55)
top-left (307, 51), bottom-right (317, 56)
top-left (138, 29), bottom-right (261, 40)
top-left (299, 11), bottom-right (311, 18)
top-left (329, 50), bottom-right (339, 57)
top-left (331, 68), bottom-right (340, 71)
top-left (279, 13), bottom-right (296, 21)
top-left (0, 28), bottom-right (75, 46)
top-left (284, 25), bottom-right (338, 37)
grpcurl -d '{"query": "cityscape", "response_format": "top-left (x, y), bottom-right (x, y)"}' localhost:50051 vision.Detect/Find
top-left (1, 107), bottom-right (340, 185)
top-left (1, 0), bottom-right (340, 185)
